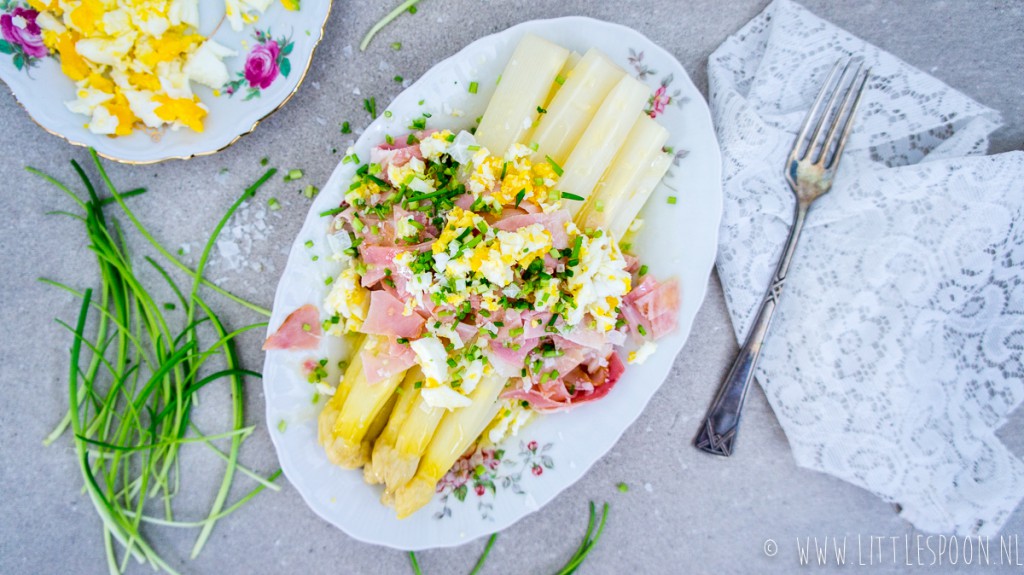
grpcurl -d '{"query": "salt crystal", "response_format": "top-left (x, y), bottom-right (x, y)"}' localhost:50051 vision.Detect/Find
top-left (311, 81), bottom-right (321, 90)
top-left (644, 482), bottom-right (653, 492)
top-left (352, 87), bottom-right (361, 95)
top-left (316, 116), bottom-right (327, 126)
top-left (378, 60), bottom-right (391, 72)
top-left (215, 169), bottom-right (231, 187)
top-left (342, 44), bottom-right (353, 58)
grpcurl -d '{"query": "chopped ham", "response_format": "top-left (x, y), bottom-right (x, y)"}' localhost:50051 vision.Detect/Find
top-left (500, 389), bottom-right (571, 413)
top-left (490, 337), bottom-right (540, 375)
top-left (493, 210), bottom-right (570, 249)
top-left (360, 290), bottom-right (425, 338)
top-left (359, 242), bottom-right (432, 288)
top-left (519, 310), bottom-right (552, 339)
top-left (623, 253), bottom-right (641, 274)
top-left (361, 338), bottom-right (417, 384)
top-left (263, 304), bottom-right (321, 351)
top-left (572, 352), bottom-right (625, 404)
top-left (623, 277), bottom-right (680, 339)
top-left (502, 350), bottom-right (624, 412)
top-left (371, 142), bottom-right (424, 177)
top-left (454, 322), bottom-right (478, 344)
top-left (455, 194), bottom-right (476, 210)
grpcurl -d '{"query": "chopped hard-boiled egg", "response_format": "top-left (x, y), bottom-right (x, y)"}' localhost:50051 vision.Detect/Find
top-left (409, 337), bottom-right (449, 386)
top-left (324, 265), bottom-right (370, 334)
top-left (420, 385), bottom-right (472, 411)
top-left (37, 0), bottom-right (268, 136)
top-left (628, 341), bottom-right (658, 365)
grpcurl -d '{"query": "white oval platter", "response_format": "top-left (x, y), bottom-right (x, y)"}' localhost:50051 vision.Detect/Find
top-left (262, 16), bottom-right (723, 550)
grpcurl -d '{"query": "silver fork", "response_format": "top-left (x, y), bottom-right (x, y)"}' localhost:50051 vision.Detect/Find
top-left (694, 58), bottom-right (870, 457)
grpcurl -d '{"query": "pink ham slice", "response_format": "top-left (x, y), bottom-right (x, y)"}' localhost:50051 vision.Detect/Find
top-left (501, 351), bottom-right (625, 412)
top-left (490, 337), bottom-right (540, 375)
top-left (501, 389), bottom-right (571, 413)
top-left (493, 210), bottom-right (570, 249)
top-left (361, 338), bottom-right (417, 384)
top-left (371, 142), bottom-right (424, 179)
top-left (359, 242), bottom-right (432, 288)
top-left (360, 290), bottom-right (425, 338)
top-left (454, 322), bottom-right (478, 345)
top-left (263, 304), bottom-right (320, 350)
top-left (571, 352), bottom-right (625, 404)
top-left (622, 276), bottom-right (681, 340)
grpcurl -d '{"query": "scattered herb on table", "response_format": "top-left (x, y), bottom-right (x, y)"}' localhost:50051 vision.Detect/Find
top-left (360, 0), bottom-right (422, 51)
top-left (405, 502), bottom-right (608, 574)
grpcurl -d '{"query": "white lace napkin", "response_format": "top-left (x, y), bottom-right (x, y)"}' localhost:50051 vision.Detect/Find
top-left (708, 0), bottom-right (1024, 536)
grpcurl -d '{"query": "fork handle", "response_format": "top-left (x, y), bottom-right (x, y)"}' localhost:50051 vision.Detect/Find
top-left (695, 203), bottom-right (809, 456)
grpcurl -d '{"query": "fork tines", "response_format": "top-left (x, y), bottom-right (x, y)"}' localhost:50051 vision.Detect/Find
top-left (795, 57), bottom-right (870, 169)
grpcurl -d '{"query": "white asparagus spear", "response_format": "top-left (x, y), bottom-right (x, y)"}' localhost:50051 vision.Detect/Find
top-left (474, 34), bottom-right (569, 157)
top-left (392, 374), bottom-right (505, 518)
top-left (577, 113), bottom-right (669, 233)
top-left (530, 48), bottom-right (626, 166)
top-left (557, 74), bottom-right (650, 216)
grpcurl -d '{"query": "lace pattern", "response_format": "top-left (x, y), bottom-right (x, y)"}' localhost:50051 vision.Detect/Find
top-left (709, 0), bottom-right (1024, 535)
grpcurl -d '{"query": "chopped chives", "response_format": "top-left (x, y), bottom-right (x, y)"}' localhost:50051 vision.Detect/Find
top-left (284, 168), bottom-right (304, 181)
top-left (391, 41), bottom-right (402, 51)
top-left (341, 121), bottom-right (351, 134)
top-left (394, 75), bottom-right (404, 83)
top-left (555, 74), bottom-right (566, 85)
top-left (667, 196), bottom-right (677, 205)
top-left (560, 192), bottom-right (584, 201)
top-left (260, 156), bottom-right (269, 166)
top-left (637, 324), bottom-right (647, 336)
top-left (617, 482), bottom-right (629, 493)
top-left (468, 81), bottom-right (479, 94)
top-left (267, 197), bottom-right (281, 210)
top-left (545, 155), bottom-right (564, 176)
top-left (324, 276), bottom-right (334, 285)
top-left (384, 110), bottom-right (393, 118)
top-left (363, 97), bottom-right (377, 118)
top-left (278, 420), bottom-right (287, 432)
top-left (320, 206), bottom-right (345, 217)
top-left (302, 185), bottom-right (319, 198)
top-left (638, 264), bottom-right (648, 276)
top-left (537, 106), bottom-right (547, 114)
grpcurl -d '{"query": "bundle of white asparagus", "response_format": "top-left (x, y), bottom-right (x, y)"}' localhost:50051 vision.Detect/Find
top-left (318, 35), bottom-right (673, 518)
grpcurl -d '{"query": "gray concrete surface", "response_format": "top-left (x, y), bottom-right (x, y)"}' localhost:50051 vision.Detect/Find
top-left (1, 1), bottom-right (1022, 574)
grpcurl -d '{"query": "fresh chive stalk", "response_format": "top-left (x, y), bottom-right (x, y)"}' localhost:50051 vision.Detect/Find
top-left (33, 151), bottom-right (280, 575)
top-left (359, 0), bottom-right (422, 51)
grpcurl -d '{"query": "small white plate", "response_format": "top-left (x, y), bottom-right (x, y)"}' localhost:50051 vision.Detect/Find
top-left (262, 16), bottom-right (723, 550)
top-left (0, 1), bottom-right (332, 164)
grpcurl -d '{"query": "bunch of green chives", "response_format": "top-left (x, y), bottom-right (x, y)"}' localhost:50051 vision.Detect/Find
top-left (33, 150), bottom-right (279, 575)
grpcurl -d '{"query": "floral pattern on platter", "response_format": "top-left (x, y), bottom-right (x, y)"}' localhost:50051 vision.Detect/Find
top-left (628, 48), bottom-right (691, 178)
top-left (0, 1), bottom-right (47, 72)
top-left (433, 440), bottom-right (554, 521)
top-left (222, 28), bottom-right (295, 100)
top-left (628, 48), bottom-right (688, 118)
